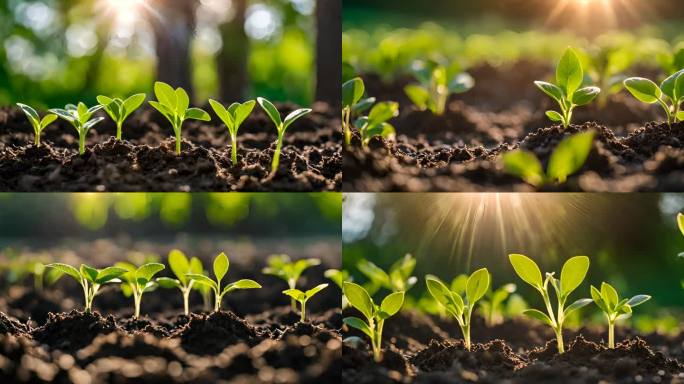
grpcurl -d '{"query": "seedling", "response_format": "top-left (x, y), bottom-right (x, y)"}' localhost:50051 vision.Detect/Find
top-left (623, 69), bottom-right (684, 125)
top-left (49, 103), bottom-right (105, 154)
top-left (186, 252), bottom-right (262, 312)
top-left (590, 282), bottom-right (650, 348)
top-left (425, 268), bottom-right (490, 350)
top-left (479, 279), bottom-right (517, 327)
top-left (208, 99), bottom-right (256, 166)
top-left (262, 254), bottom-right (321, 310)
top-left (584, 46), bottom-right (634, 107)
top-left (355, 101), bottom-right (398, 148)
top-left (116, 262), bottom-right (165, 319)
top-left (503, 130), bottom-right (595, 187)
top-left (283, 283), bottom-right (328, 322)
top-left (404, 60), bottom-right (474, 116)
top-left (16, 104), bottom-right (57, 146)
top-left (96, 93), bottom-right (146, 140)
top-left (342, 77), bottom-right (376, 146)
top-left (357, 253), bottom-right (417, 296)
top-left (46, 263), bottom-right (127, 313)
top-left (149, 81), bottom-right (211, 155)
top-left (156, 249), bottom-right (203, 315)
top-left (535, 47), bottom-right (601, 128)
top-left (508, 254), bottom-right (592, 353)
top-left (343, 282), bottom-right (404, 362)
top-left (325, 269), bottom-right (351, 308)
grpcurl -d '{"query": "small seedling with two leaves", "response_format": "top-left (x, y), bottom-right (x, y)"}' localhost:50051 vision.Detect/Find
top-left (116, 262), bottom-right (165, 319)
top-left (262, 254), bottom-right (320, 310)
top-left (209, 99), bottom-right (255, 166)
top-left (590, 282), bottom-right (650, 348)
top-left (49, 103), bottom-right (105, 154)
top-left (46, 263), bottom-right (128, 313)
top-left (509, 254), bottom-right (592, 353)
top-left (149, 81), bottom-right (211, 155)
top-left (97, 94), bottom-right (146, 140)
top-left (186, 252), bottom-right (262, 312)
top-left (283, 283), bottom-right (328, 322)
top-left (355, 101), bottom-right (398, 148)
top-left (342, 77), bottom-right (376, 146)
top-left (535, 47), bottom-right (601, 128)
top-left (503, 131), bottom-right (595, 187)
top-left (256, 97), bottom-right (312, 175)
top-left (16, 104), bottom-right (57, 147)
top-left (404, 60), bottom-right (474, 116)
top-left (357, 253), bottom-right (417, 296)
top-left (343, 282), bottom-right (404, 362)
top-left (156, 249), bottom-right (203, 315)
top-left (425, 268), bottom-right (490, 350)
top-left (623, 69), bottom-right (684, 125)
top-left (479, 280), bottom-right (517, 327)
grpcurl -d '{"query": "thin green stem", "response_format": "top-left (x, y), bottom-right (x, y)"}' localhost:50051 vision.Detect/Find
top-left (78, 132), bottom-right (86, 155)
top-left (555, 328), bottom-right (565, 353)
top-left (288, 280), bottom-right (297, 310)
top-left (373, 319), bottom-right (385, 362)
top-left (343, 107), bottom-right (351, 146)
top-left (116, 121), bottom-right (123, 140)
top-left (435, 88), bottom-right (447, 116)
top-left (134, 291), bottom-right (141, 319)
top-left (231, 134), bottom-right (238, 166)
top-left (657, 98), bottom-right (673, 125)
top-left (175, 127), bottom-right (182, 155)
top-left (182, 288), bottom-right (190, 316)
top-left (271, 130), bottom-right (284, 175)
top-left (82, 282), bottom-right (91, 313)
top-left (300, 300), bottom-right (306, 322)
top-left (608, 319), bottom-right (615, 348)
top-left (34, 133), bottom-right (40, 146)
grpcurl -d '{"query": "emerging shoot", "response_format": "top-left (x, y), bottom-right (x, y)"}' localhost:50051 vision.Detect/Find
top-left (283, 283), bottom-right (328, 322)
top-left (479, 280), bottom-right (517, 327)
top-left (16, 104), bottom-right (57, 147)
top-left (262, 254), bottom-right (321, 310)
top-left (209, 99), bottom-right (256, 166)
top-left (355, 101), bottom-right (398, 148)
top-left (156, 249), bottom-right (203, 316)
top-left (97, 93), bottom-right (146, 140)
top-left (46, 263), bottom-right (127, 313)
top-left (590, 282), bottom-right (650, 348)
top-left (257, 97), bottom-right (312, 175)
top-left (357, 253), bottom-right (417, 296)
top-left (623, 69), bottom-right (684, 125)
top-left (49, 103), bottom-right (105, 154)
top-left (404, 60), bottom-right (474, 116)
top-left (342, 77), bottom-right (375, 146)
top-left (116, 262), bottom-right (165, 319)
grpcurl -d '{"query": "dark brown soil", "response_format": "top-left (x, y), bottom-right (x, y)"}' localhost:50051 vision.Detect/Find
top-left (0, 102), bottom-right (341, 191)
top-left (178, 311), bottom-right (261, 355)
top-left (344, 62), bottom-right (684, 192)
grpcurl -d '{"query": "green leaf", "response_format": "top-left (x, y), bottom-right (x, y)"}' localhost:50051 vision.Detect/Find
top-left (185, 108), bottom-right (211, 121)
top-left (186, 273), bottom-right (218, 291)
top-left (49, 108), bottom-right (75, 122)
top-left (623, 77), bottom-right (662, 103)
top-left (564, 298), bottom-right (592, 317)
top-left (590, 285), bottom-right (609, 313)
top-left (502, 150), bottom-right (545, 187)
top-left (46, 263), bottom-right (81, 282)
top-left (364, 122), bottom-right (395, 140)
top-left (324, 269), bottom-right (348, 288)
top-left (450, 275), bottom-right (468, 295)
top-left (168, 249), bottom-right (190, 285)
top-left (343, 282), bottom-right (374, 320)
top-left (556, 47), bottom-right (583, 96)
top-left (545, 110), bottom-right (564, 122)
top-left (257, 97), bottom-right (282, 127)
top-left (190, 257), bottom-right (203, 275)
top-left (84, 117), bottom-right (104, 130)
top-left (234, 100), bottom-right (256, 127)
top-left (601, 282), bottom-right (619, 310)
top-left (626, 294), bottom-right (651, 307)
top-left (175, 88), bottom-right (190, 114)
top-left (368, 102), bottom-right (399, 125)
top-left (343, 316), bottom-right (373, 338)
top-left (523, 309), bottom-right (554, 326)
top-left (95, 266), bottom-right (128, 284)
top-left (154, 81), bottom-right (177, 110)
top-left (283, 108), bottom-right (312, 130)
top-left (404, 84), bottom-right (430, 110)
top-left (425, 276), bottom-right (463, 315)
top-left (122, 93), bottom-right (146, 120)
top-left (508, 254), bottom-right (543, 290)
top-left (283, 288), bottom-right (305, 301)
top-left (379, 291), bottom-right (405, 318)
top-left (17, 103), bottom-right (39, 124)
top-left (80, 265), bottom-right (99, 283)
top-left (342, 77), bottom-right (365, 107)
top-left (135, 263), bottom-right (165, 283)
top-left (678, 213), bottom-right (684, 237)
top-left (213, 253), bottom-right (229, 282)
top-left (40, 114), bottom-right (58, 130)
top-left (357, 259), bottom-right (390, 287)
top-left (352, 97), bottom-right (375, 113)
top-left (209, 99), bottom-right (232, 128)
top-left (572, 86), bottom-right (601, 106)
top-left (156, 277), bottom-right (182, 289)
top-left (222, 279), bottom-right (262, 296)
top-left (547, 131), bottom-right (595, 183)
top-left (534, 81), bottom-right (563, 102)
top-left (675, 70), bottom-right (684, 102)
top-left (305, 283), bottom-right (328, 298)
top-left (559, 256), bottom-right (589, 297)
top-left (466, 268), bottom-right (490, 305)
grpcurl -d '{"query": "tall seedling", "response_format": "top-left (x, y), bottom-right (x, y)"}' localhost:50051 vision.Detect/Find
top-left (623, 69), bottom-right (684, 125)
top-left (116, 262), bottom-right (166, 319)
top-left (257, 97), bottom-right (312, 175)
top-left (46, 263), bottom-right (127, 313)
top-left (590, 282), bottom-right (650, 348)
top-left (209, 99), bottom-right (256, 166)
top-left (50, 103), bottom-right (105, 154)
top-left (342, 77), bottom-right (375, 146)
top-left (283, 283), bottom-right (328, 322)
top-left (262, 254), bottom-right (321, 310)
top-left (156, 249), bottom-right (204, 315)
top-left (97, 94), bottom-right (146, 140)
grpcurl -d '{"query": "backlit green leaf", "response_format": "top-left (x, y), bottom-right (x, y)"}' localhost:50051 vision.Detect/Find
top-left (626, 294), bottom-right (651, 307)
top-left (305, 283), bottom-right (328, 298)
top-left (343, 316), bottom-right (373, 338)
top-left (624, 77), bottom-right (662, 103)
top-left (559, 256), bottom-right (589, 297)
top-left (502, 150), bottom-right (545, 187)
top-left (213, 253), bottom-right (229, 282)
top-left (379, 291), bottom-right (404, 318)
top-left (509, 254), bottom-right (543, 290)
top-left (343, 282), bottom-right (374, 320)
top-left (168, 249), bottom-right (190, 285)
top-left (342, 77), bottom-right (365, 107)
top-left (257, 97), bottom-right (282, 127)
top-left (523, 309), bottom-right (554, 326)
top-left (466, 268), bottom-right (490, 305)
top-left (556, 47), bottom-right (583, 96)
top-left (547, 131), bottom-right (595, 183)
top-left (45, 263), bottom-right (81, 282)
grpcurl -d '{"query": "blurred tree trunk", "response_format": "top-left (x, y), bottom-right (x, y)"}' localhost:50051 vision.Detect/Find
top-left (149, 0), bottom-right (197, 100)
top-left (315, 0), bottom-right (341, 107)
top-left (217, 0), bottom-right (248, 101)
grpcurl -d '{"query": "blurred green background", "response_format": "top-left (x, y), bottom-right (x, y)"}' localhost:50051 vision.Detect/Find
top-left (0, 0), bottom-right (340, 108)
top-left (343, 193), bottom-right (684, 332)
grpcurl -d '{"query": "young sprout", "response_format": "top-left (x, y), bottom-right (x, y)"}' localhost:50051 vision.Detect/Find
top-left (156, 249), bottom-right (203, 316)
top-left (256, 97), bottom-right (312, 175)
top-left (479, 280), bottom-right (517, 327)
top-left (503, 131), bottom-right (594, 187)
top-left (357, 253), bottom-right (417, 296)
top-left (16, 104), bottom-right (58, 147)
top-left (584, 45), bottom-right (633, 108)
top-left (355, 101), bottom-right (398, 148)
top-left (116, 262), bottom-right (165, 319)
top-left (149, 81), bottom-right (211, 155)
top-left (96, 93), bottom-right (146, 140)
top-left (325, 269), bottom-right (351, 308)
top-left (343, 282), bottom-right (404, 362)
top-left (186, 252), bottom-right (262, 312)
top-left (46, 263), bottom-right (127, 313)
top-left (283, 283), bottom-right (328, 322)
top-left (425, 268), bottom-right (490, 351)
top-left (49, 103), bottom-right (105, 154)
top-left (623, 69), bottom-right (684, 125)
top-left (535, 47), bottom-right (601, 128)
top-left (342, 77), bottom-right (376, 146)
top-left (590, 282), bottom-right (651, 348)
top-left (404, 60), bottom-right (474, 116)
top-left (262, 254), bottom-right (321, 310)
top-left (508, 254), bottom-right (592, 353)
top-left (208, 99), bottom-right (256, 166)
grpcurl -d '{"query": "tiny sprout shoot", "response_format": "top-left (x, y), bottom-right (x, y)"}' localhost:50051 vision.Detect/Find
top-left (283, 283), bottom-right (328, 322)
top-left (404, 60), bottom-right (474, 116)
top-left (16, 104), bottom-right (58, 147)
top-left (357, 253), bottom-right (417, 296)
top-left (209, 99), bottom-right (256, 166)
top-left (325, 269), bottom-right (351, 308)
top-left (156, 249), bottom-right (203, 315)
top-left (97, 93), bottom-right (146, 140)
top-left (186, 252), bottom-right (262, 312)
top-left (116, 262), bottom-right (165, 319)
top-left (256, 97), bottom-right (312, 175)
top-left (503, 130), bottom-right (594, 187)
top-left (535, 47), bottom-right (601, 128)
top-left (49, 103), bottom-right (105, 154)
top-left (149, 81), bottom-right (211, 155)
top-left (355, 101), bottom-right (398, 148)
top-left (623, 69), bottom-right (684, 125)
top-left (508, 254), bottom-right (592, 353)
top-left (263, 254), bottom-right (321, 310)
top-left (590, 282), bottom-right (651, 348)
top-left (342, 77), bottom-right (376, 146)
top-left (479, 280), bottom-right (517, 327)
top-left (425, 268), bottom-right (490, 350)
top-left (46, 263), bottom-right (127, 313)
top-left (343, 282), bottom-right (404, 362)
